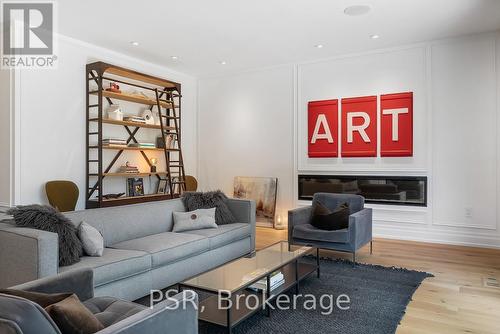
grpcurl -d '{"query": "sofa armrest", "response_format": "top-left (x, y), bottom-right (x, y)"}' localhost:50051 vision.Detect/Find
top-left (226, 198), bottom-right (256, 251)
top-left (348, 208), bottom-right (373, 249)
top-left (0, 223), bottom-right (58, 288)
top-left (288, 206), bottom-right (312, 243)
top-left (11, 268), bottom-right (94, 301)
top-left (97, 290), bottom-right (198, 334)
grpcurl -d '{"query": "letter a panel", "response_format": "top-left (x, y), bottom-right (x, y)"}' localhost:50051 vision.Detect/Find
top-left (308, 99), bottom-right (338, 157)
top-left (380, 92), bottom-right (413, 157)
top-left (341, 96), bottom-right (377, 157)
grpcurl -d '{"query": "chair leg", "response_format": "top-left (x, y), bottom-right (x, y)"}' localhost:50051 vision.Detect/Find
top-left (370, 241), bottom-right (373, 255)
top-left (352, 252), bottom-right (356, 264)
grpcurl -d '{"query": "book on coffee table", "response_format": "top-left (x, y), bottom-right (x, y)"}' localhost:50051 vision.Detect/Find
top-left (248, 271), bottom-right (285, 292)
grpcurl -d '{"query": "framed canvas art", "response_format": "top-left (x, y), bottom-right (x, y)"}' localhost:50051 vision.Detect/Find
top-left (234, 176), bottom-right (278, 227)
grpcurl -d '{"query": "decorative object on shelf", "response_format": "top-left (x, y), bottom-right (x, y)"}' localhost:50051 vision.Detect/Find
top-left (234, 176), bottom-right (278, 228)
top-left (156, 135), bottom-right (175, 149)
top-left (105, 82), bottom-right (121, 93)
top-left (118, 162), bottom-right (139, 174)
top-left (150, 158), bottom-right (158, 173)
top-left (164, 134), bottom-right (175, 149)
top-left (127, 178), bottom-right (144, 197)
top-left (140, 109), bottom-right (155, 125)
top-left (123, 115), bottom-right (146, 123)
top-left (128, 90), bottom-right (151, 99)
top-left (106, 104), bottom-right (123, 121)
top-left (157, 179), bottom-right (168, 194)
top-left (152, 110), bottom-right (161, 125)
top-left (156, 136), bottom-right (165, 148)
top-left (102, 193), bottom-right (125, 199)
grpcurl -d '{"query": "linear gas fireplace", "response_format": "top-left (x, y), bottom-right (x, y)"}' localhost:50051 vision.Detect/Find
top-left (298, 175), bottom-right (427, 206)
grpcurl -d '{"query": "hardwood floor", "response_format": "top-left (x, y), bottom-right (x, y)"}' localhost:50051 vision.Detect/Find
top-left (256, 227), bottom-right (500, 334)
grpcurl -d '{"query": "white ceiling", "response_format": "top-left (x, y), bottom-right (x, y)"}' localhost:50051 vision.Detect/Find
top-left (56, 0), bottom-right (500, 76)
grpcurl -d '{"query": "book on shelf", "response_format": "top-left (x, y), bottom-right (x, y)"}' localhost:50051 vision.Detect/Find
top-left (103, 138), bottom-right (127, 145)
top-left (123, 116), bottom-right (146, 123)
top-left (127, 178), bottom-right (144, 197)
top-left (128, 142), bottom-right (156, 148)
top-left (118, 167), bottom-right (139, 174)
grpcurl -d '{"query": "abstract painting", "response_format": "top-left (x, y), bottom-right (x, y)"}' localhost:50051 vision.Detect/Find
top-left (234, 176), bottom-right (278, 227)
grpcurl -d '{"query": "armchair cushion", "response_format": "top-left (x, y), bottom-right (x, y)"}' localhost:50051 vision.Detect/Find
top-left (293, 224), bottom-right (349, 243)
top-left (313, 193), bottom-right (364, 214)
top-left (83, 296), bottom-right (146, 328)
top-left (45, 294), bottom-right (104, 334)
top-left (311, 202), bottom-right (350, 231)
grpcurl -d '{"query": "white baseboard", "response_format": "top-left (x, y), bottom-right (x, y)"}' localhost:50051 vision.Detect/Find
top-left (374, 225), bottom-right (500, 249)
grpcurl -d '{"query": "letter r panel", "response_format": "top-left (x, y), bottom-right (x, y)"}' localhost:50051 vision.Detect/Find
top-left (341, 96), bottom-right (377, 157)
top-left (380, 92), bottom-right (413, 157)
top-left (308, 99), bottom-right (338, 157)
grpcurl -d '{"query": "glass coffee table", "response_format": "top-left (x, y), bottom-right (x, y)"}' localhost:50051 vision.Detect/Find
top-left (179, 241), bottom-right (319, 334)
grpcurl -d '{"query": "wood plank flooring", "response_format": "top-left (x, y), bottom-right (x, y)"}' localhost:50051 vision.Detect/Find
top-left (256, 227), bottom-right (500, 334)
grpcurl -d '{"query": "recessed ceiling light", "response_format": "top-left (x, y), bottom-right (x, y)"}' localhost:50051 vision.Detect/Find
top-left (315, 44), bottom-right (324, 49)
top-left (344, 5), bottom-right (371, 16)
top-left (171, 56), bottom-right (179, 60)
top-left (130, 41), bottom-right (139, 46)
top-left (219, 61), bottom-right (227, 65)
top-left (370, 34), bottom-right (380, 39)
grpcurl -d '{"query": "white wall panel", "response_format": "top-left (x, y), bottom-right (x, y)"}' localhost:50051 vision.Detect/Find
top-left (431, 35), bottom-right (497, 230)
top-left (198, 66), bottom-right (295, 221)
top-left (297, 46), bottom-right (428, 173)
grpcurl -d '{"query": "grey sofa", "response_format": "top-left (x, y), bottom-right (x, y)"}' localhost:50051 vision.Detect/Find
top-left (0, 198), bottom-right (256, 300)
top-left (288, 193), bottom-right (372, 262)
top-left (0, 268), bottom-right (198, 334)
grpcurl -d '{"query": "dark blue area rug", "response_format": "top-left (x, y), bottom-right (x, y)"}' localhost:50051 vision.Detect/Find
top-left (201, 258), bottom-right (432, 334)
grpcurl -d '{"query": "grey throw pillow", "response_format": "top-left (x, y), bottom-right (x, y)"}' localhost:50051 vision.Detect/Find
top-left (78, 221), bottom-right (104, 257)
top-left (181, 190), bottom-right (236, 225)
top-left (172, 208), bottom-right (218, 232)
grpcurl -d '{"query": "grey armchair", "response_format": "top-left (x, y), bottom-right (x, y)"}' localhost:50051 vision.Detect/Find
top-left (0, 268), bottom-right (198, 334)
top-left (288, 193), bottom-right (373, 263)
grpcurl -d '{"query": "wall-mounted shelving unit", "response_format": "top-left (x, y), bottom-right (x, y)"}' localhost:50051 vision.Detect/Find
top-left (86, 61), bottom-right (186, 208)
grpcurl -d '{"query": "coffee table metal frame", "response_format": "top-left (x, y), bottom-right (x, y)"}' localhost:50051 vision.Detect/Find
top-left (178, 241), bottom-right (320, 334)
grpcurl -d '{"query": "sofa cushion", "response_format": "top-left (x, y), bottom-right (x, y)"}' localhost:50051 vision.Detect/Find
top-left (293, 224), bottom-right (349, 243)
top-left (84, 296), bottom-right (146, 328)
top-left (110, 232), bottom-right (209, 268)
top-left (183, 223), bottom-right (251, 250)
top-left (59, 248), bottom-right (151, 287)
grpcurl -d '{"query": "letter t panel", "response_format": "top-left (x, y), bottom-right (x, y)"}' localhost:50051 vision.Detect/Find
top-left (341, 96), bottom-right (377, 157)
top-left (380, 92), bottom-right (413, 157)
